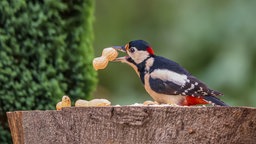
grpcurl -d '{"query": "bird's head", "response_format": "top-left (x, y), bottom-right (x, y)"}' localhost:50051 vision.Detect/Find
top-left (114, 40), bottom-right (155, 64)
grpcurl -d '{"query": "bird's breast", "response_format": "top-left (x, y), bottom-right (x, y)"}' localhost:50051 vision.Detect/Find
top-left (144, 73), bottom-right (185, 104)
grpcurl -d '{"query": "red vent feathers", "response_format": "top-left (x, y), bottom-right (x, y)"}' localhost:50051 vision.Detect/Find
top-left (147, 47), bottom-right (154, 55)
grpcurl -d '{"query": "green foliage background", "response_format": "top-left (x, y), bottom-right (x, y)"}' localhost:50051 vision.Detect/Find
top-left (94, 1), bottom-right (256, 107)
top-left (1, 0), bottom-right (256, 143)
top-left (0, 0), bottom-right (96, 143)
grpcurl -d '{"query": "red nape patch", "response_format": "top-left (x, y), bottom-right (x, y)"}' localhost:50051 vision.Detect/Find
top-left (147, 47), bottom-right (154, 55)
top-left (183, 96), bottom-right (209, 106)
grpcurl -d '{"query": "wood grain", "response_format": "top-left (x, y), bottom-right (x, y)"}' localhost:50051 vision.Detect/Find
top-left (7, 106), bottom-right (256, 144)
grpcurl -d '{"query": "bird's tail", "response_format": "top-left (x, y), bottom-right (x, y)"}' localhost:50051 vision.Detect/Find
top-left (204, 95), bottom-right (229, 106)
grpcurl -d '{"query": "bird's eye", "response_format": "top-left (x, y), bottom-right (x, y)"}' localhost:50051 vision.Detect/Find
top-left (130, 47), bottom-right (135, 53)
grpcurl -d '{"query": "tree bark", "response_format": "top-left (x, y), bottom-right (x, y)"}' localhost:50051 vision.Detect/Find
top-left (7, 106), bottom-right (256, 144)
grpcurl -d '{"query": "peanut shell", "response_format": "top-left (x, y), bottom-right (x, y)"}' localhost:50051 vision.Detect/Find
top-left (56, 101), bottom-right (62, 110)
top-left (89, 99), bottom-right (111, 106)
top-left (75, 99), bottom-right (111, 107)
top-left (61, 95), bottom-right (71, 107)
top-left (93, 56), bottom-right (109, 70)
top-left (75, 99), bottom-right (90, 107)
top-left (102, 47), bottom-right (118, 61)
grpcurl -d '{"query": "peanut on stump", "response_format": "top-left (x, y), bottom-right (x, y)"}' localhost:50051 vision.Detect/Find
top-left (56, 95), bottom-right (71, 110)
top-left (75, 99), bottom-right (111, 107)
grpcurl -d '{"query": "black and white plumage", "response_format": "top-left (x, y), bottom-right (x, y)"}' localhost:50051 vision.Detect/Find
top-left (114, 40), bottom-right (228, 106)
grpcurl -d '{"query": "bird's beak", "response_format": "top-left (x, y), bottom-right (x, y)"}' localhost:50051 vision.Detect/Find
top-left (112, 46), bottom-right (126, 52)
top-left (112, 46), bottom-right (129, 62)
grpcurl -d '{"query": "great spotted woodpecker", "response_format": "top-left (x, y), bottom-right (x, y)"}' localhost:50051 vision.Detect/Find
top-left (113, 40), bottom-right (228, 106)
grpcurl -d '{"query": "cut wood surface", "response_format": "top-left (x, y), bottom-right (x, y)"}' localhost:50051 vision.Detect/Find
top-left (7, 106), bottom-right (256, 144)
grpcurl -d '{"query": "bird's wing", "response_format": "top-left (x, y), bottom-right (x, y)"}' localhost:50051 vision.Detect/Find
top-left (149, 70), bottom-right (222, 97)
top-left (149, 56), bottom-right (222, 97)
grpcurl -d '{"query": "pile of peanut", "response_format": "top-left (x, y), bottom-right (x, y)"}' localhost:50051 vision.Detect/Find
top-left (56, 95), bottom-right (111, 110)
top-left (93, 47), bottom-right (118, 70)
top-left (55, 96), bottom-right (165, 110)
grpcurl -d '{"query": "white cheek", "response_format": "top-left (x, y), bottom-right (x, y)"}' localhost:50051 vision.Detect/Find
top-left (129, 51), bottom-right (149, 64)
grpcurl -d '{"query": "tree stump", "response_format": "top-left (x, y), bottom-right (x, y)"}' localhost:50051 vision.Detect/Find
top-left (7, 106), bottom-right (256, 144)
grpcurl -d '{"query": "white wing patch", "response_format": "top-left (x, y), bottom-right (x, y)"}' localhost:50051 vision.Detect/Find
top-left (150, 69), bottom-right (189, 86)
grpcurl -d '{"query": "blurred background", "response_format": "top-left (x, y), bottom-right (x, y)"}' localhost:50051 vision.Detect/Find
top-left (93, 0), bottom-right (256, 106)
top-left (1, 1), bottom-right (256, 143)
